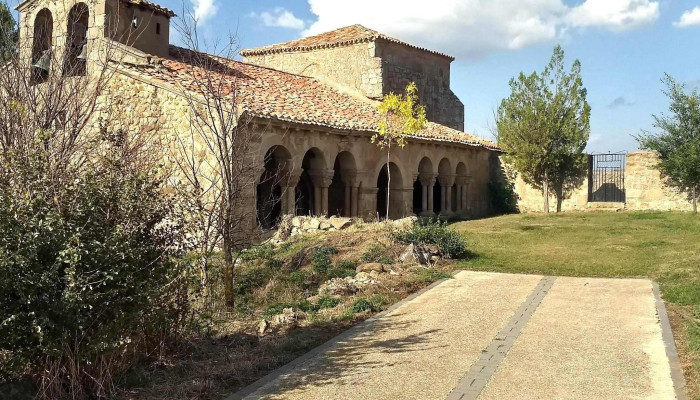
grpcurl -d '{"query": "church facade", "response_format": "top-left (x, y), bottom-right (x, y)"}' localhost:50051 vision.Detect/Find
top-left (15, 0), bottom-right (502, 232)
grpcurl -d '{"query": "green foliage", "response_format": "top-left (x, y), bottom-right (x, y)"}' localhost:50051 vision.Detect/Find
top-left (233, 267), bottom-right (272, 297)
top-left (0, 1), bottom-right (18, 61)
top-left (240, 243), bottom-right (277, 262)
top-left (360, 244), bottom-right (385, 263)
top-left (373, 82), bottom-right (428, 219)
top-left (637, 74), bottom-right (700, 213)
top-left (327, 260), bottom-right (357, 279)
top-left (314, 295), bottom-right (341, 310)
top-left (393, 219), bottom-right (470, 259)
top-left (286, 270), bottom-right (311, 287)
top-left (488, 182), bottom-right (519, 215)
top-left (311, 246), bottom-right (338, 274)
top-left (497, 45), bottom-right (590, 212)
top-left (351, 295), bottom-right (388, 313)
top-left (0, 148), bottom-right (183, 384)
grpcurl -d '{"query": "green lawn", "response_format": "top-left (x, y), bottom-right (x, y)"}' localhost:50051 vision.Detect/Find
top-left (453, 211), bottom-right (700, 398)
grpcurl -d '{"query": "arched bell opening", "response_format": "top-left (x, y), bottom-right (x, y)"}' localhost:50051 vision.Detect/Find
top-left (376, 162), bottom-right (404, 220)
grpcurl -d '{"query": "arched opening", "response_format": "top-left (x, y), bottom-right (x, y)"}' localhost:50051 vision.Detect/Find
top-left (414, 157), bottom-right (434, 215)
top-left (64, 3), bottom-right (89, 76)
top-left (32, 9), bottom-right (53, 83)
top-left (295, 148), bottom-right (326, 216)
top-left (328, 151), bottom-right (357, 217)
top-left (256, 146), bottom-right (291, 229)
top-left (376, 162), bottom-right (404, 220)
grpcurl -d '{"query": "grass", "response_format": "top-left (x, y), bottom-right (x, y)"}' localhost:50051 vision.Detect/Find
top-left (452, 211), bottom-right (700, 398)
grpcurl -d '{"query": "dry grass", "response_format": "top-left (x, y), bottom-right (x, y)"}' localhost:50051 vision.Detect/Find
top-left (116, 222), bottom-right (454, 400)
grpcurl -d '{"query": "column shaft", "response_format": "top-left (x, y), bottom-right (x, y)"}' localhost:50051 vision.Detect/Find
top-left (428, 184), bottom-right (434, 212)
top-left (344, 184), bottom-right (351, 217)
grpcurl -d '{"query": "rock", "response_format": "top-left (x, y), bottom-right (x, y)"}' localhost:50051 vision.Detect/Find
top-left (414, 243), bottom-right (442, 265)
top-left (320, 221), bottom-right (332, 230)
top-left (356, 263), bottom-right (384, 273)
top-left (292, 217), bottom-right (302, 227)
top-left (306, 295), bottom-right (320, 303)
top-left (399, 244), bottom-right (416, 262)
top-left (330, 217), bottom-right (353, 230)
top-left (355, 271), bottom-right (371, 282)
top-left (319, 278), bottom-right (358, 296)
top-left (369, 270), bottom-right (381, 279)
top-left (389, 269), bottom-right (400, 276)
top-left (303, 218), bottom-right (320, 230)
top-left (258, 319), bottom-right (269, 335)
top-left (272, 308), bottom-right (306, 325)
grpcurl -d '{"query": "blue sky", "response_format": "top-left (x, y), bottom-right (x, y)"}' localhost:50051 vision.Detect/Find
top-left (15, 0), bottom-right (700, 152)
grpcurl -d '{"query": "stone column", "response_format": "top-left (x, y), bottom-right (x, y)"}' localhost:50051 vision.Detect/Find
top-left (343, 169), bottom-right (358, 218)
top-left (438, 174), bottom-right (455, 215)
top-left (281, 171), bottom-right (301, 216)
top-left (419, 173), bottom-right (435, 215)
top-left (455, 176), bottom-right (468, 214)
top-left (310, 170), bottom-right (334, 217)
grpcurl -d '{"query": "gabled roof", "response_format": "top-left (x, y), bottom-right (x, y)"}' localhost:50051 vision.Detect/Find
top-left (116, 47), bottom-right (498, 150)
top-left (240, 24), bottom-right (454, 61)
top-left (122, 0), bottom-right (176, 18)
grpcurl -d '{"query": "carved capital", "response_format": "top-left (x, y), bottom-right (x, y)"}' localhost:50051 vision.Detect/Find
top-left (418, 173), bottom-right (437, 187)
top-left (309, 169), bottom-right (334, 188)
top-left (438, 174), bottom-right (455, 187)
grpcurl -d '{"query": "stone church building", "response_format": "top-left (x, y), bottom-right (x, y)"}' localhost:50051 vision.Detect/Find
top-left (15, 0), bottom-right (502, 231)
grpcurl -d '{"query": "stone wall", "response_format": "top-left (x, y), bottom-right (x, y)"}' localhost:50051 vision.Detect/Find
top-left (507, 151), bottom-right (694, 212)
top-left (379, 41), bottom-right (464, 131)
top-left (243, 42), bottom-right (384, 100)
top-left (244, 40), bottom-right (465, 131)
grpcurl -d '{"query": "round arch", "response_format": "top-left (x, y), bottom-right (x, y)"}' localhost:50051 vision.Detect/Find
top-left (256, 145), bottom-right (293, 229)
top-left (65, 3), bottom-right (89, 76)
top-left (376, 162), bottom-right (404, 220)
top-left (328, 151), bottom-right (357, 217)
top-left (32, 9), bottom-right (53, 83)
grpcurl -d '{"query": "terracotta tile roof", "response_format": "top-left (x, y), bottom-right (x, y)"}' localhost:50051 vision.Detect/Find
top-left (122, 0), bottom-right (176, 18)
top-left (116, 47), bottom-right (498, 150)
top-left (240, 24), bottom-right (454, 61)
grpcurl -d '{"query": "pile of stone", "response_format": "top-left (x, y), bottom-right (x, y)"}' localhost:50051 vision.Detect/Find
top-left (399, 243), bottom-right (442, 266)
top-left (271, 216), bottom-right (355, 242)
top-left (258, 307), bottom-right (307, 335)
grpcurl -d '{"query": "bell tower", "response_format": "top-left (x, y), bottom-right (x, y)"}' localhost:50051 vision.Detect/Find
top-left (16, 0), bottom-right (174, 80)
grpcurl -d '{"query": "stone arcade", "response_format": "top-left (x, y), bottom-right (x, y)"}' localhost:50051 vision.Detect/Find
top-left (15, 0), bottom-right (503, 233)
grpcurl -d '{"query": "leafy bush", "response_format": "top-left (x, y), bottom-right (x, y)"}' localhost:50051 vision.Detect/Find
top-left (240, 243), bottom-right (277, 262)
top-left (351, 295), bottom-right (388, 313)
top-left (360, 244), bottom-right (385, 263)
top-left (286, 270), bottom-right (311, 287)
top-left (488, 181), bottom-right (519, 215)
top-left (0, 152), bottom-right (184, 393)
top-left (393, 219), bottom-right (469, 259)
top-left (326, 260), bottom-right (357, 279)
top-left (312, 246), bottom-right (338, 274)
top-left (233, 267), bottom-right (272, 296)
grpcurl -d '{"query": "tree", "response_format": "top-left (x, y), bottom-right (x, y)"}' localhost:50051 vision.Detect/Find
top-left (170, 15), bottom-right (276, 308)
top-left (372, 82), bottom-right (427, 220)
top-left (0, 1), bottom-right (17, 61)
top-left (496, 45), bottom-right (590, 212)
top-left (638, 74), bottom-right (700, 214)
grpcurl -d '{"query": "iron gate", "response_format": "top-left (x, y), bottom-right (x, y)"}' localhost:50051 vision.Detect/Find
top-left (588, 153), bottom-right (626, 203)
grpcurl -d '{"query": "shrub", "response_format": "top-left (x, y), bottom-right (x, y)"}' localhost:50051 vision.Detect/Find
top-left (312, 246), bottom-right (338, 274)
top-left (488, 181), bottom-right (519, 215)
top-left (0, 153), bottom-right (184, 394)
top-left (233, 267), bottom-right (272, 297)
top-left (286, 270), bottom-right (311, 287)
top-left (326, 260), bottom-right (358, 279)
top-left (240, 243), bottom-right (277, 262)
top-left (351, 295), bottom-right (388, 313)
top-left (393, 219), bottom-right (469, 259)
top-left (360, 244), bottom-right (385, 263)
top-left (314, 295), bottom-right (341, 310)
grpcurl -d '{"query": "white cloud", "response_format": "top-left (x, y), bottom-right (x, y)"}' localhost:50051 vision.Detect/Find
top-left (303, 0), bottom-right (660, 59)
top-left (567, 0), bottom-right (659, 32)
top-left (191, 0), bottom-right (217, 24)
top-left (674, 7), bottom-right (700, 28)
top-left (608, 96), bottom-right (635, 109)
top-left (251, 8), bottom-right (306, 30)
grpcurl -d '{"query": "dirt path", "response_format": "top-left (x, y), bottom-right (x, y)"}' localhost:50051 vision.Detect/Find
top-left (228, 271), bottom-right (684, 400)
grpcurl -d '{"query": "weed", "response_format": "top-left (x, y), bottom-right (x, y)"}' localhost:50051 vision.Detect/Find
top-left (393, 219), bottom-right (469, 259)
top-left (351, 294), bottom-right (388, 313)
top-left (412, 268), bottom-right (452, 283)
top-left (361, 244), bottom-right (385, 263)
top-left (312, 246), bottom-right (338, 273)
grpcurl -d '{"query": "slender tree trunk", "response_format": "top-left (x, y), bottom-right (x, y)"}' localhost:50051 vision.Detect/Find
top-left (386, 146), bottom-right (390, 221)
top-left (543, 173), bottom-right (550, 213)
top-left (223, 229), bottom-right (234, 307)
top-left (555, 183), bottom-right (563, 213)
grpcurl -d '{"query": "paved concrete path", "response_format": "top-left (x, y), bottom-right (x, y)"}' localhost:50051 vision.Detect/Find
top-left (229, 271), bottom-right (684, 400)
